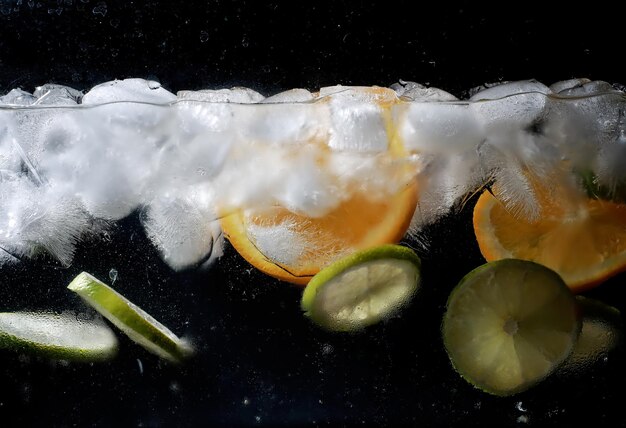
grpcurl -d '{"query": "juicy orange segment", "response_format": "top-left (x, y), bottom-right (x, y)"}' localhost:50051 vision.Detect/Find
top-left (473, 188), bottom-right (626, 292)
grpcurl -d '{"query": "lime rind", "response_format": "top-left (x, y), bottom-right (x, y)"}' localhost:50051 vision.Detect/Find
top-left (0, 311), bottom-right (118, 361)
top-left (442, 259), bottom-right (580, 396)
top-left (302, 244), bottom-right (421, 332)
top-left (68, 272), bottom-right (193, 363)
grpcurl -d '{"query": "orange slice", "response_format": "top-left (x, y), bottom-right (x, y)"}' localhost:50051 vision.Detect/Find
top-left (473, 187), bottom-right (626, 292)
top-left (222, 182), bottom-right (417, 285)
top-left (221, 87), bottom-right (418, 285)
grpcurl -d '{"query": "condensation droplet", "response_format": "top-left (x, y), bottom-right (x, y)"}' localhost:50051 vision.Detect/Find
top-left (109, 268), bottom-right (118, 284)
top-left (92, 2), bottom-right (107, 16)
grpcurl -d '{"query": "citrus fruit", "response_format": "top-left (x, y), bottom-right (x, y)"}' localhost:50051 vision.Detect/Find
top-left (442, 259), bottom-right (580, 396)
top-left (0, 311), bottom-right (118, 361)
top-left (301, 244), bottom-right (421, 332)
top-left (473, 187), bottom-right (626, 292)
top-left (68, 272), bottom-right (193, 363)
top-left (221, 88), bottom-right (418, 285)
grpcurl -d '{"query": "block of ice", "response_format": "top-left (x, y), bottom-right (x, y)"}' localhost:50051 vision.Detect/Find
top-left (326, 88), bottom-right (392, 152)
top-left (0, 178), bottom-right (90, 266)
top-left (262, 89), bottom-right (314, 103)
top-left (556, 80), bottom-right (617, 97)
top-left (410, 150), bottom-right (483, 228)
top-left (549, 78), bottom-right (591, 94)
top-left (177, 87), bottom-right (265, 103)
top-left (238, 103), bottom-right (330, 146)
top-left (391, 81), bottom-right (458, 102)
top-left (471, 83), bottom-right (551, 137)
top-left (82, 78), bottom-right (176, 104)
top-left (0, 89), bottom-right (36, 106)
top-left (33, 84), bottom-right (83, 105)
top-left (399, 102), bottom-right (483, 154)
top-left (142, 192), bottom-right (223, 270)
top-left (469, 80), bottom-right (551, 101)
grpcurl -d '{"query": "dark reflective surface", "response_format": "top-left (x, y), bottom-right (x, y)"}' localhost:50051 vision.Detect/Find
top-left (1, 1), bottom-right (626, 426)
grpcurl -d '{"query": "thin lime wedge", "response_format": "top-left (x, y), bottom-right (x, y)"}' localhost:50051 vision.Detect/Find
top-left (442, 259), bottom-right (580, 396)
top-left (302, 244), bottom-right (421, 332)
top-left (68, 272), bottom-right (193, 363)
top-left (0, 311), bottom-right (118, 361)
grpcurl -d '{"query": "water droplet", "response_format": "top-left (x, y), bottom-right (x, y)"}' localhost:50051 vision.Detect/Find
top-left (243, 397), bottom-right (250, 406)
top-left (110, 18), bottom-right (120, 28)
top-left (200, 30), bottom-right (209, 43)
top-left (92, 1), bottom-right (107, 16)
top-left (242, 37), bottom-right (249, 48)
top-left (515, 401), bottom-right (527, 412)
top-left (196, 167), bottom-right (206, 176)
top-left (109, 268), bottom-right (118, 284)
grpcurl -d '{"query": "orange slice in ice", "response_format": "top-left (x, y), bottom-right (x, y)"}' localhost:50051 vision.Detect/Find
top-left (221, 88), bottom-right (418, 285)
top-left (473, 186), bottom-right (626, 293)
top-left (222, 182), bottom-right (417, 285)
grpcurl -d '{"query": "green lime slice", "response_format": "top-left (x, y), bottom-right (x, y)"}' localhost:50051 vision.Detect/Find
top-left (442, 259), bottom-right (581, 396)
top-left (68, 272), bottom-right (193, 363)
top-left (559, 296), bottom-right (622, 376)
top-left (0, 311), bottom-right (118, 361)
top-left (301, 244), bottom-right (421, 332)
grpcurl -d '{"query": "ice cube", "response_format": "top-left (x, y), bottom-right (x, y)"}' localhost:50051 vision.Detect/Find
top-left (391, 81), bottom-right (458, 102)
top-left (33, 83), bottom-right (83, 105)
top-left (0, 178), bottom-right (90, 266)
top-left (238, 103), bottom-right (329, 146)
top-left (177, 87), bottom-right (265, 103)
top-left (556, 80), bottom-right (617, 97)
top-left (32, 106), bottom-right (164, 220)
top-left (82, 78), bottom-right (176, 104)
top-left (549, 78), bottom-right (591, 94)
top-left (469, 80), bottom-right (551, 101)
top-left (0, 88), bottom-right (36, 106)
top-left (262, 88), bottom-right (314, 103)
top-left (470, 80), bottom-right (552, 133)
top-left (142, 192), bottom-right (223, 270)
top-left (326, 88), bottom-right (392, 152)
top-left (398, 102), bottom-right (483, 154)
top-left (409, 150), bottom-right (483, 228)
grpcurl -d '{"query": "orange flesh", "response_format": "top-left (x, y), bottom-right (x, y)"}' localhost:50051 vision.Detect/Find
top-left (474, 189), bottom-right (626, 292)
top-left (222, 182), bottom-right (418, 285)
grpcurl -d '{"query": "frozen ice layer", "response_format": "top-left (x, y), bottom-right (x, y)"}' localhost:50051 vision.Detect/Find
top-left (82, 78), bottom-right (177, 104)
top-left (1, 78), bottom-right (625, 270)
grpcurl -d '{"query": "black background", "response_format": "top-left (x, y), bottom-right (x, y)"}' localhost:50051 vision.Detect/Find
top-left (1, 1), bottom-right (626, 427)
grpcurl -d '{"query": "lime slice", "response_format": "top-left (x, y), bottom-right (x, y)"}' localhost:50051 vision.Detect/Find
top-left (68, 272), bottom-right (193, 363)
top-left (301, 244), bottom-right (421, 332)
top-left (0, 311), bottom-right (118, 361)
top-left (442, 259), bottom-right (580, 396)
top-left (559, 296), bottom-right (622, 376)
